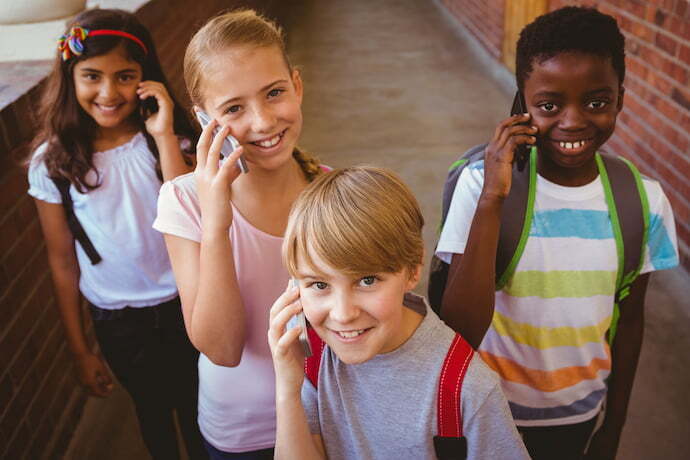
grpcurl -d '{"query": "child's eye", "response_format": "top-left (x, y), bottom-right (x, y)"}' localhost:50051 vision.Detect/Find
top-left (587, 100), bottom-right (608, 110)
top-left (309, 281), bottom-right (329, 291)
top-left (267, 88), bottom-right (285, 98)
top-left (83, 73), bottom-right (99, 81)
top-left (359, 276), bottom-right (378, 287)
top-left (538, 102), bottom-right (557, 112)
top-left (225, 105), bottom-right (242, 114)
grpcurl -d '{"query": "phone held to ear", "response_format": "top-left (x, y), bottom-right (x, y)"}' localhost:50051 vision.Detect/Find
top-left (195, 110), bottom-right (249, 174)
top-left (287, 279), bottom-right (313, 358)
top-left (510, 91), bottom-right (530, 172)
top-left (140, 96), bottom-right (159, 118)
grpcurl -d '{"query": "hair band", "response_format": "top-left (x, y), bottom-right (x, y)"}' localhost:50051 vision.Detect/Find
top-left (58, 26), bottom-right (148, 61)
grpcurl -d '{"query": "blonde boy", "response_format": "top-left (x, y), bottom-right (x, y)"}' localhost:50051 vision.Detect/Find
top-left (268, 166), bottom-right (528, 459)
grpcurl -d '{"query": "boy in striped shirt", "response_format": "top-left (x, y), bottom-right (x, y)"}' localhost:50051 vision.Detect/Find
top-left (436, 6), bottom-right (679, 460)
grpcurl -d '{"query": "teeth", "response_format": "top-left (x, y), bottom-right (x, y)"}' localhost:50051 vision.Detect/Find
top-left (559, 140), bottom-right (585, 149)
top-left (256, 133), bottom-right (281, 148)
top-left (337, 330), bottom-right (365, 338)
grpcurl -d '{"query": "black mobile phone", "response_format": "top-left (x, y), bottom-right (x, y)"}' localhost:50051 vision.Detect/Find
top-left (195, 110), bottom-right (249, 174)
top-left (140, 96), bottom-right (159, 118)
top-left (510, 91), bottom-right (530, 172)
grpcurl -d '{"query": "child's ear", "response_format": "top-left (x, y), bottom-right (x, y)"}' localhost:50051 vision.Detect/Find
top-left (405, 264), bottom-right (423, 291)
top-left (291, 68), bottom-right (303, 103)
top-left (616, 86), bottom-right (625, 112)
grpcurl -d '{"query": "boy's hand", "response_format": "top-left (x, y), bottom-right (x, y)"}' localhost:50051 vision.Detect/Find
top-left (194, 119), bottom-right (244, 235)
top-left (76, 352), bottom-right (114, 397)
top-left (269, 283), bottom-right (309, 397)
top-left (584, 424), bottom-right (620, 460)
top-left (482, 113), bottom-right (537, 201)
top-left (138, 81), bottom-right (174, 138)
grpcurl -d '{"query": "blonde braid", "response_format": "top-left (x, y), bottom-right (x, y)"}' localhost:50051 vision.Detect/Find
top-left (293, 147), bottom-right (323, 182)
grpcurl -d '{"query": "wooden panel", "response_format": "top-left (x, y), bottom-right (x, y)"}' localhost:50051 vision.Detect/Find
top-left (502, 0), bottom-right (549, 72)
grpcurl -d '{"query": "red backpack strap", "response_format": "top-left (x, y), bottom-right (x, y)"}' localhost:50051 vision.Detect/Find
top-left (304, 326), bottom-right (326, 388)
top-left (434, 333), bottom-right (474, 460)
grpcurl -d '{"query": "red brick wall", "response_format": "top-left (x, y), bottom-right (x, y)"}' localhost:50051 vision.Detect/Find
top-left (441, 0), bottom-right (690, 272)
top-left (442, 0), bottom-right (506, 59)
top-left (0, 0), bottom-right (279, 458)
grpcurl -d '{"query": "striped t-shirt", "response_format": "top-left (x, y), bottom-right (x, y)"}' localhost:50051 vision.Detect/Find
top-left (436, 159), bottom-right (679, 427)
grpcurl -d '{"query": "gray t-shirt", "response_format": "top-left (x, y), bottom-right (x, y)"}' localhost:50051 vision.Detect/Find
top-left (301, 293), bottom-right (528, 459)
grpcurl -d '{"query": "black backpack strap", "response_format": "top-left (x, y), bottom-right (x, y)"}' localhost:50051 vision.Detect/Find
top-left (495, 146), bottom-right (537, 289)
top-left (51, 177), bottom-right (102, 265)
top-left (440, 144), bottom-right (488, 228)
top-left (433, 333), bottom-right (473, 460)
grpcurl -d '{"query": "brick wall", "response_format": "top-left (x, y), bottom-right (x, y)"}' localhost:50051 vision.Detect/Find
top-left (441, 0), bottom-right (690, 272)
top-left (0, 0), bottom-right (279, 458)
top-left (442, 0), bottom-right (506, 59)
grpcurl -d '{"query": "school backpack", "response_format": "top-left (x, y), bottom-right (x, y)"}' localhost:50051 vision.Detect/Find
top-left (304, 326), bottom-right (473, 460)
top-left (428, 145), bottom-right (650, 344)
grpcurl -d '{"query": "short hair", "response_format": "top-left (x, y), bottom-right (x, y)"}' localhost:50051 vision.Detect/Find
top-left (283, 166), bottom-right (425, 278)
top-left (516, 6), bottom-right (625, 91)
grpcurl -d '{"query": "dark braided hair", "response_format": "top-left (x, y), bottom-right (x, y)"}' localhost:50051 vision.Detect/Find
top-left (516, 6), bottom-right (625, 92)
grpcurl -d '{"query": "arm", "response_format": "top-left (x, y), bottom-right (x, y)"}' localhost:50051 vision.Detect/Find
top-left (269, 286), bottom-right (326, 460)
top-left (585, 273), bottom-right (649, 460)
top-left (441, 114), bottom-right (536, 348)
top-left (138, 81), bottom-right (193, 181)
top-left (162, 120), bottom-right (248, 366)
top-left (34, 199), bottom-right (113, 396)
top-left (164, 232), bottom-right (245, 366)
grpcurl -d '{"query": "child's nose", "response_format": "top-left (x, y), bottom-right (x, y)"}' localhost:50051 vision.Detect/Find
top-left (559, 106), bottom-right (588, 131)
top-left (329, 292), bottom-right (360, 324)
top-left (250, 104), bottom-right (277, 134)
top-left (99, 79), bottom-right (118, 99)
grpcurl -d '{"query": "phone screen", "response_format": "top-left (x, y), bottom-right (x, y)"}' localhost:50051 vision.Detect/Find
top-left (195, 110), bottom-right (249, 173)
top-left (510, 91), bottom-right (530, 172)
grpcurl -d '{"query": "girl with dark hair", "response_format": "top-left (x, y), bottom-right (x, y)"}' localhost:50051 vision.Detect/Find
top-left (27, 9), bottom-right (205, 459)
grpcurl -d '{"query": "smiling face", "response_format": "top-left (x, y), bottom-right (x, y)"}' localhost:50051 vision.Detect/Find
top-left (296, 248), bottom-right (422, 365)
top-left (199, 45), bottom-right (303, 171)
top-left (524, 52), bottom-right (623, 185)
top-left (73, 45), bottom-right (142, 137)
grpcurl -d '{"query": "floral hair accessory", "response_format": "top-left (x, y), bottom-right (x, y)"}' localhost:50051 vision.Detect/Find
top-left (57, 26), bottom-right (148, 61)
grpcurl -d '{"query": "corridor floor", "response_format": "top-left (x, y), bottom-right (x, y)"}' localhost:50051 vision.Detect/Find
top-left (66, 1), bottom-right (690, 458)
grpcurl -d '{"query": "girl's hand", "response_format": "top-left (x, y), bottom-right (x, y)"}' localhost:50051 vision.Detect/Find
top-left (76, 352), bottom-right (114, 397)
top-left (482, 113), bottom-right (537, 201)
top-left (137, 81), bottom-right (174, 138)
top-left (268, 283), bottom-right (308, 396)
top-left (194, 118), bottom-right (245, 234)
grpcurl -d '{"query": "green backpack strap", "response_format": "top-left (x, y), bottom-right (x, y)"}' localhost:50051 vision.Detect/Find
top-left (495, 146), bottom-right (538, 290)
top-left (596, 153), bottom-right (650, 345)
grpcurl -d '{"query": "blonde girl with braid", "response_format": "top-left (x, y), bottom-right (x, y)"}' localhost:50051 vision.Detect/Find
top-left (153, 9), bottom-right (325, 459)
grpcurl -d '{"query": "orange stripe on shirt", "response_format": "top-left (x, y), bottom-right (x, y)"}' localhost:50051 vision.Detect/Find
top-left (479, 350), bottom-right (611, 393)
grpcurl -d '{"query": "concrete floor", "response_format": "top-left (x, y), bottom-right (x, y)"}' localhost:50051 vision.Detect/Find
top-left (65, 0), bottom-right (690, 458)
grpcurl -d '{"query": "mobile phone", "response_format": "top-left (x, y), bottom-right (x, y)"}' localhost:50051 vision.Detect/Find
top-left (140, 96), bottom-right (159, 118)
top-left (287, 279), bottom-right (313, 357)
top-left (195, 110), bottom-right (249, 174)
top-left (510, 91), bottom-right (530, 172)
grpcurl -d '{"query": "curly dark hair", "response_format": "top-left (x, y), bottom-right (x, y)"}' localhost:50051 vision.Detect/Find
top-left (31, 8), bottom-right (197, 192)
top-left (515, 6), bottom-right (625, 92)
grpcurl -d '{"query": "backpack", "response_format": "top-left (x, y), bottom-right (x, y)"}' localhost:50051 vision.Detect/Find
top-left (428, 145), bottom-right (650, 344)
top-left (304, 326), bottom-right (473, 460)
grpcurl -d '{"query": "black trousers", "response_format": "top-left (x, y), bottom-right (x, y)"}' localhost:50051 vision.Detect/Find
top-left (518, 416), bottom-right (598, 460)
top-left (91, 297), bottom-right (207, 460)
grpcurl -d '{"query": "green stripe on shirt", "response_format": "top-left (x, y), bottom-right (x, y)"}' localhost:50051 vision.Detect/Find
top-left (503, 270), bottom-right (617, 298)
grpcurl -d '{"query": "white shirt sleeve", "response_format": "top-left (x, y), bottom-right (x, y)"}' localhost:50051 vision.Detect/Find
top-left (640, 178), bottom-right (679, 274)
top-left (435, 164), bottom-right (486, 264)
top-left (27, 147), bottom-right (62, 204)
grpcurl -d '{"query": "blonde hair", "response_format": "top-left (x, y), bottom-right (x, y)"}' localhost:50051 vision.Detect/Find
top-left (183, 8), bottom-right (320, 181)
top-left (283, 166), bottom-right (425, 278)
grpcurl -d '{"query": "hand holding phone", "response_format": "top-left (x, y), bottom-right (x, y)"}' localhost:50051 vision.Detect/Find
top-left (510, 91), bottom-right (530, 172)
top-left (287, 279), bottom-right (313, 358)
top-left (195, 110), bottom-right (249, 173)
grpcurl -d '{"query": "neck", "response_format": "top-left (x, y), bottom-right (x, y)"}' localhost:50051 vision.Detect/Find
top-left (94, 120), bottom-right (139, 149)
top-left (537, 154), bottom-right (599, 187)
top-left (237, 155), bottom-right (308, 196)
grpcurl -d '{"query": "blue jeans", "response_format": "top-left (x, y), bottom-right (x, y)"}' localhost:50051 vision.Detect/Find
top-left (91, 297), bottom-right (206, 460)
top-left (203, 438), bottom-right (274, 460)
